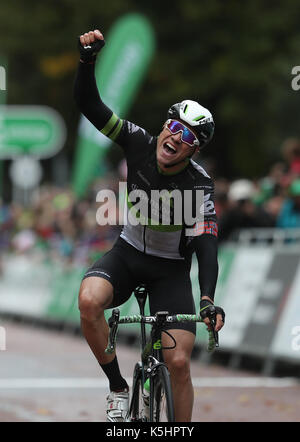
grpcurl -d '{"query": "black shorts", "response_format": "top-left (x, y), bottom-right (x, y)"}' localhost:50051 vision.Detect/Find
top-left (82, 237), bottom-right (196, 335)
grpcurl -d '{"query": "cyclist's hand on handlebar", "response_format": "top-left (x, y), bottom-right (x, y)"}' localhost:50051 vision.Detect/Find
top-left (200, 298), bottom-right (225, 332)
top-left (78, 29), bottom-right (105, 63)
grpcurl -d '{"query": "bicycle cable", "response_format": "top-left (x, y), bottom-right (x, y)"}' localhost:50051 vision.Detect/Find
top-left (161, 329), bottom-right (177, 350)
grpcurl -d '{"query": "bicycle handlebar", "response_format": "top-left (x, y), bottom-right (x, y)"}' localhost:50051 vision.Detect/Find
top-left (105, 309), bottom-right (218, 355)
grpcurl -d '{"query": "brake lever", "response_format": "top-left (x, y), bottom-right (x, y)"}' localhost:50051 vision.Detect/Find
top-left (105, 308), bottom-right (120, 354)
top-left (206, 305), bottom-right (219, 347)
top-left (209, 315), bottom-right (219, 347)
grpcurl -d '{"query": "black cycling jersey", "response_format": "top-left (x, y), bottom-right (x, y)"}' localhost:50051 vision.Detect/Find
top-left (74, 62), bottom-right (218, 300)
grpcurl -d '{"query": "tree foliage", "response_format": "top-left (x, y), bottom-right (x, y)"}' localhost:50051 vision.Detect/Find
top-left (1, 0), bottom-right (300, 179)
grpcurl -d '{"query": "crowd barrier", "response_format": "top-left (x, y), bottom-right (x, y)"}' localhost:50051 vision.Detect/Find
top-left (0, 228), bottom-right (300, 376)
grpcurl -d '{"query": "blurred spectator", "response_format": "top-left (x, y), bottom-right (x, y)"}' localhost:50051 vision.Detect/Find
top-left (214, 178), bottom-right (230, 218)
top-left (253, 162), bottom-right (287, 222)
top-left (276, 178), bottom-right (300, 228)
top-left (0, 198), bottom-right (13, 250)
top-left (281, 137), bottom-right (300, 177)
top-left (1, 141), bottom-right (300, 267)
top-left (0, 175), bottom-right (123, 268)
top-left (218, 179), bottom-right (275, 242)
top-left (253, 162), bottom-right (286, 204)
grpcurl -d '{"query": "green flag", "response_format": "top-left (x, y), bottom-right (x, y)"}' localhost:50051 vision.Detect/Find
top-left (72, 13), bottom-right (155, 197)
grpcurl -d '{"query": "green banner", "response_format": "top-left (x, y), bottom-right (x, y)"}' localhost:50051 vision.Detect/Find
top-left (72, 13), bottom-right (156, 197)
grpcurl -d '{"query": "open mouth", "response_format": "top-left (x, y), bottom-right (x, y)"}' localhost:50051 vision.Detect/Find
top-left (163, 142), bottom-right (177, 155)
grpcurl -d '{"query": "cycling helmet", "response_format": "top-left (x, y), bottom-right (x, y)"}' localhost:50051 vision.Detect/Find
top-left (167, 100), bottom-right (215, 149)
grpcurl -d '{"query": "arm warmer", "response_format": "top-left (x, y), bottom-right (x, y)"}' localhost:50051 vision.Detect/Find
top-left (73, 62), bottom-right (112, 131)
top-left (193, 234), bottom-right (219, 301)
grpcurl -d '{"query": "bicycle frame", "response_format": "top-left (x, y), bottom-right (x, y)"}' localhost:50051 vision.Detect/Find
top-left (105, 284), bottom-right (218, 421)
top-left (133, 286), bottom-right (175, 421)
top-left (134, 286), bottom-right (167, 396)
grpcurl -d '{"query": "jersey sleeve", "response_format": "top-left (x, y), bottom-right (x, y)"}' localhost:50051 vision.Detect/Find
top-left (74, 62), bottom-right (154, 156)
top-left (74, 62), bottom-right (113, 132)
top-left (114, 119), bottom-right (155, 158)
top-left (185, 182), bottom-right (219, 300)
top-left (186, 182), bottom-right (218, 240)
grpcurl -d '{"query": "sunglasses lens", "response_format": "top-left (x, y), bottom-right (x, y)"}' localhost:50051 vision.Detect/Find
top-left (182, 127), bottom-right (197, 146)
top-left (167, 120), bottom-right (197, 146)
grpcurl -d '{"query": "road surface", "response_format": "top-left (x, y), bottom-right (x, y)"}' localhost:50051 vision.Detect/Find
top-left (0, 319), bottom-right (299, 422)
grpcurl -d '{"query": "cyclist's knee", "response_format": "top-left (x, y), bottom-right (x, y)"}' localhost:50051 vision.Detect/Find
top-left (164, 351), bottom-right (190, 377)
top-left (162, 329), bottom-right (194, 378)
top-left (78, 277), bottom-right (113, 321)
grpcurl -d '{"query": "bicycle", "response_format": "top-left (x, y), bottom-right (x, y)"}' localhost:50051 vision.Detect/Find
top-left (105, 284), bottom-right (219, 422)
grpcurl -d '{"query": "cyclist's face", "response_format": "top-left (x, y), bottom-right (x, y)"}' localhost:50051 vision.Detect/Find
top-left (156, 120), bottom-right (198, 170)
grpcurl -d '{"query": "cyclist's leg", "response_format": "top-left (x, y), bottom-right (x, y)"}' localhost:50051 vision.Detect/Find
top-left (79, 240), bottom-right (143, 421)
top-left (78, 239), bottom-right (138, 390)
top-left (147, 259), bottom-right (196, 422)
top-left (161, 329), bottom-right (195, 422)
top-left (79, 276), bottom-right (114, 365)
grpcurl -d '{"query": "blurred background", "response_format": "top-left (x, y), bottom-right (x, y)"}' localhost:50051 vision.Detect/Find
top-left (0, 0), bottom-right (300, 422)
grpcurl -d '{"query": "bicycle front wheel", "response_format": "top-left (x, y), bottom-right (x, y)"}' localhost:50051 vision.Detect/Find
top-left (150, 364), bottom-right (175, 422)
top-left (128, 362), bottom-right (147, 422)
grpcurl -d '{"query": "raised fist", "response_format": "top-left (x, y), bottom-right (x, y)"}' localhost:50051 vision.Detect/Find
top-left (78, 29), bottom-right (105, 63)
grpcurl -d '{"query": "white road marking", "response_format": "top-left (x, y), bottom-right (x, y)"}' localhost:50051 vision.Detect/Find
top-left (0, 377), bottom-right (298, 389)
top-left (192, 377), bottom-right (299, 388)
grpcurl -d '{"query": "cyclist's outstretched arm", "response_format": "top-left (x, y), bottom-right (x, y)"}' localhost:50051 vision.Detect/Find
top-left (74, 29), bottom-right (117, 135)
top-left (194, 233), bottom-right (218, 302)
top-left (187, 218), bottom-right (225, 333)
top-left (195, 233), bottom-right (225, 332)
top-left (74, 29), bottom-right (153, 152)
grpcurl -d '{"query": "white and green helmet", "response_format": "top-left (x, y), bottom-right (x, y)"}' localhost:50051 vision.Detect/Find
top-left (167, 99), bottom-right (215, 149)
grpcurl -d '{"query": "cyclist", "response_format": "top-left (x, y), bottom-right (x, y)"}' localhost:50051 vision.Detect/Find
top-left (75, 29), bottom-right (225, 422)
